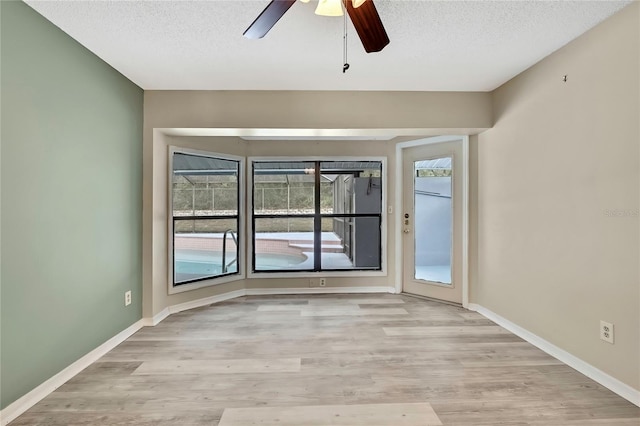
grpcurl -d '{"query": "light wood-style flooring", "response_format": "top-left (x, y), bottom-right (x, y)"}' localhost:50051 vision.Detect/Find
top-left (11, 294), bottom-right (640, 425)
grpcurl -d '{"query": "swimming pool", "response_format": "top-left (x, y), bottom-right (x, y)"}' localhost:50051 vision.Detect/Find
top-left (254, 253), bottom-right (308, 270)
top-left (175, 251), bottom-right (306, 282)
top-left (175, 259), bottom-right (225, 276)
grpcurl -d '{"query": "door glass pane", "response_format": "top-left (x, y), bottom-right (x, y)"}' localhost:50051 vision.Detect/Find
top-left (414, 157), bottom-right (452, 284)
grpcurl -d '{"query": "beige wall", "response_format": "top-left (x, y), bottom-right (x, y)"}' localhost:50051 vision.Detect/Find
top-left (143, 90), bottom-right (492, 318)
top-left (476, 2), bottom-right (639, 390)
top-left (143, 91), bottom-right (492, 130)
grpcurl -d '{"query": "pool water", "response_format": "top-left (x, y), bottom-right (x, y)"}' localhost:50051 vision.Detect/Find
top-left (175, 252), bottom-right (306, 282)
top-left (254, 253), bottom-right (308, 270)
top-left (175, 260), bottom-right (224, 275)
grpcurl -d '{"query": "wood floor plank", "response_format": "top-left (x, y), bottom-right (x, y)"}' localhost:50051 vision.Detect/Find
top-left (132, 358), bottom-right (301, 375)
top-left (460, 359), bottom-right (563, 367)
top-left (256, 305), bottom-right (307, 311)
top-left (383, 325), bottom-right (510, 336)
top-left (218, 402), bottom-right (442, 426)
top-left (308, 298), bottom-right (406, 305)
top-left (301, 307), bottom-right (408, 317)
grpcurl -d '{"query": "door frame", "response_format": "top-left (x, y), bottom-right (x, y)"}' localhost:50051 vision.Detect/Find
top-left (394, 135), bottom-right (469, 307)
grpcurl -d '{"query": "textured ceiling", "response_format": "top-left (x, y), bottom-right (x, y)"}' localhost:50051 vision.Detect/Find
top-left (25, 0), bottom-right (631, 91)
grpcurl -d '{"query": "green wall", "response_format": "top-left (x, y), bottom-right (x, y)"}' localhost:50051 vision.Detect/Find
top-left (0, 1), bottom-right (143, 409)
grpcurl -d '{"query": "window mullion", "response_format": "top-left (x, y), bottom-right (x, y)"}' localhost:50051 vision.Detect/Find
top-left (313, 161), bottom-right (321, 271)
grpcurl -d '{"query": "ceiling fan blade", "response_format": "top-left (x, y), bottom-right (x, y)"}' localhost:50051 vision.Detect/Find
top-left (345, 0), bottom-right (390, 53)
top-left (243, 0), bottom-right (297, 39)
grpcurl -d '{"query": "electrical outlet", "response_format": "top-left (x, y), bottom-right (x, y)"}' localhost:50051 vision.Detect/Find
top-left (125, 290), bottom-right (132, 307)
top-left (319, 278), bottom-right (327, 287)
top-left (600, 320), bottom-right (614, 344)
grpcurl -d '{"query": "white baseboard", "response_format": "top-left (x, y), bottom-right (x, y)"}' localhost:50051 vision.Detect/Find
top-left (245, 286), bottom-right (396, 295)
top-left (0, 319), bottom-right (145, 426)
top-left (467, 303), bottom-right (640, 407)
top-left (141, 307), bottom-right (169, 326)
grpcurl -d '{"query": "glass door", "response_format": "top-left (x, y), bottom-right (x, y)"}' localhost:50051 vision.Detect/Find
top-left (402, 141), bottom-right (462, 304)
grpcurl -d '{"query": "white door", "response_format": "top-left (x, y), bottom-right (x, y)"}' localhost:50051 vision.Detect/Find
top-left (402, 140), bottom-right (463, 304)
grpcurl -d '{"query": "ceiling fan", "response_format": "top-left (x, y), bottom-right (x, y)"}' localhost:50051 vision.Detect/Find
top-left (243, 0), bottom-right (390, 53)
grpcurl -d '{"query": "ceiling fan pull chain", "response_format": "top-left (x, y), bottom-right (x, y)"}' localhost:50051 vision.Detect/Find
top-left (342, 0), bottom-right (350, 73)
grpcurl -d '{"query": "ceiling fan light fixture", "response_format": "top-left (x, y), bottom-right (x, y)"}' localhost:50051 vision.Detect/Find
top-left (352, 0), bottom-right (366, 8)
top-left (315, 0), bottom-right (343, 16)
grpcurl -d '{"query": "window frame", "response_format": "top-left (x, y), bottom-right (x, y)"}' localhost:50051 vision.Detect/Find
top-left (248, 156), bottom-right (387, 279)
top-left (168, 146), bottom-right (245, 294)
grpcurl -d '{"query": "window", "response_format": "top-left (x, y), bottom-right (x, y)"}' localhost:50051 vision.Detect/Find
top-left (171, 150), bottom-right (242, 287)
top-left (251, 160), bottom-right (383, 273)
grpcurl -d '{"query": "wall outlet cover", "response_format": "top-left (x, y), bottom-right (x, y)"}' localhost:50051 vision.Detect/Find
top-left (600, 320), bottom-right (614, 344)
